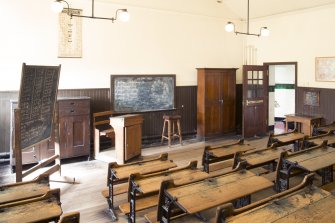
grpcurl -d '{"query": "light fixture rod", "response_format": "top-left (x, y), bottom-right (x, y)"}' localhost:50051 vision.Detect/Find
top-left (247, 0), bottom-right (250, 34)
top-left (225, 0), bottom-right (269, 37)
top-left (60, 0), bottom-right (121, 22)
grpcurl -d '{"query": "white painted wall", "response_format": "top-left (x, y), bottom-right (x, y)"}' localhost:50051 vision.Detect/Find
top-left (0, 0), bottom-right (243, 90)
top-left (247, 4), bottom-right (335, 89)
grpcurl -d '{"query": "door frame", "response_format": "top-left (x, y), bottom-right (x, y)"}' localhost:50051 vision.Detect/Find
top-left (263, 61), bottom-right (298, 131)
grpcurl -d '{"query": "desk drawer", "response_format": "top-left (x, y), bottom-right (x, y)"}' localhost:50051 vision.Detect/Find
top-left (58, 99), bottom-right (90, 117)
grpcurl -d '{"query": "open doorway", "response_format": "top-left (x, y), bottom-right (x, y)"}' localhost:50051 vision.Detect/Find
top-left (266, 62), bottom-right (297, 134)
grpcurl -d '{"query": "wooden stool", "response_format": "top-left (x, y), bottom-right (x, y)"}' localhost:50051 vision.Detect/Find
top-left (161, 115), bottom-right (182, 146)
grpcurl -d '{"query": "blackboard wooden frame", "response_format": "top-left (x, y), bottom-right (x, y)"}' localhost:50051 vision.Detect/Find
top-left (110, 75), bottom-right (176, 113)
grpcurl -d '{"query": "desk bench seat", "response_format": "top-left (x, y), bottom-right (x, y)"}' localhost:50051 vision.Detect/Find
top-left (101, 183), bottom-right (128, 198)
top-left (144, 209), bottom-right (186, 223)
top-left (321, 181), bottom-right (335, 193)
top-left (119, 195), bottom-right (159, 215)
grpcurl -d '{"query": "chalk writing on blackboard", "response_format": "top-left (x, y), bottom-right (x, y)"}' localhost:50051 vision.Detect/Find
top-left (110, 75), bottom-right (176, 112)
top-left (18, 63), bottom-right (60, 150)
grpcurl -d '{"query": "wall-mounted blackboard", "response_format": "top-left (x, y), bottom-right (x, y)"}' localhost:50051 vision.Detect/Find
top-left (110, 75), bottom-right (176, 113)
top-left (18, 63), bottom-right (60, 150)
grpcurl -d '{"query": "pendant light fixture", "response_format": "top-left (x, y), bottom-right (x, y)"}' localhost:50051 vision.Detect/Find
top-left (225, 0), bottom-right (269, 37)
top-left (51, 0), bottom-right (129, 23)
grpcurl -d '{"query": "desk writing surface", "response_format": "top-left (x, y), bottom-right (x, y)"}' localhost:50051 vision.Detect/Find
top-left (0, 182), bottom-right (49, 205)
top-left (227, 187), bottom-right (331, 223)
top-left (113, 160), bottom-right (177, 180)
top-left (274, 132), bottom-right (305, 143)
top-left (286, 146), bottom-right (335, 164)
top-left (287, 148), bottom-right (335, 172)
top-left (136, 169), bottom-right (208, 194)
top-left (317, 123), bottom-right (335, 133)
top-left (285, 114), bottom-right (322, 120)
top-left (308, 135), bottom-right (335, 145)
top-left (167, 171), bottom-right (273, 214)
top-left (243, 148), bottom-right (284, 166)
top-left (210, 144), bottom-right (256, 158)
top-left (0, 196), bottom-right (62, 223)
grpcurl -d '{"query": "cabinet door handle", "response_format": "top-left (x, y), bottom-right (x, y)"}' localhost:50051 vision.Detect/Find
top-left (70, 110), bottom-right (75, 113)
top-left (70, 102), bottom-right (75, 105)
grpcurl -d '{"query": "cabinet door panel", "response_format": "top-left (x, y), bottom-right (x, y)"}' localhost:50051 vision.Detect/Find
top-left (205, 73), bottom-right (223, 135)
top-left (68, 115), bottom-right (90, 158)
top-left (125, 125), bottom-right (142, 161)
top-left (221, 72), bottom-right (236, 133)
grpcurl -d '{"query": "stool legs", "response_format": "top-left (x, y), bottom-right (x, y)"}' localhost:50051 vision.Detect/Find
top-left (177, 119), bottom-right (182, 145)
top-left (161, 120), bottom-right (167, 144)
top-left (168, 120), bottom-right (172, 146)
top-left (161, 118), bottom-right (182, 147)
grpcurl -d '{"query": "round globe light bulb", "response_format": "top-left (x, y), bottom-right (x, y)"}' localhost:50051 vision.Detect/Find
top-left (118, 10), bottom-right (130, 22)
top-left (225, 22), bottom-right (235, 33)
top-left (51, 1), bottom-right (64, 13)
top-left (260, 27), bottom-right (270, 37)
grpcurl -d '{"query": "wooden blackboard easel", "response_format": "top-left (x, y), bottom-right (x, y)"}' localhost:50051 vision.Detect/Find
top-left (15, 63), bottom-right (64, 182)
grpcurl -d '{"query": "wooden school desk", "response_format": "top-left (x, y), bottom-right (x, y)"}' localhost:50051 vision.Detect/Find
top-left (0, 189), bottom-right (62, 223)
top-left (268, 130), bottom-right (306, 151)
top-left (224, 186), bottom-right (335, 223)
top-left (103, 153), bottom-right (177, 221)
top-left (316, 121), bottom-right (335, 134)
top-left (158, 170), bottom-right (273, 222)
top-left (276, 142), bottom-right (335, 192)
top-left (122, 161), bottom-right (208, 222)
top-left (0, 174), bottom-right (49, 205)
top-left (304, 132), bottom-right (335, 148)
top-left (285, 114), bottom-right (322, 136)
top-left (232, 145), bottom-right (289, 170)
top-left (202, 139), bottom-right (257, 172)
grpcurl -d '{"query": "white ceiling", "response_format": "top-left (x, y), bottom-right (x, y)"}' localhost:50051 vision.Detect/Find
top-left (224, 0), bottom-right (335, 19)
top-left (103, 0), bottom-right (335, 20)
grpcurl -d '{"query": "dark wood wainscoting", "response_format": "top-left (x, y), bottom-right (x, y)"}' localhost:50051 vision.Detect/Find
top-left (0, 87), bottom-right (197, 154)
top-left (296, 87), bottom-right (335, 125)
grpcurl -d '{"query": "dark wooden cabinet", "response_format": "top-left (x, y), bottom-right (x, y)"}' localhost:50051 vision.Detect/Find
top-left (197, 68), bottom-right (237, 139)
top-left (58, 98), bottom-right (90, 159)
top-left (10, 97), bottom-right (90, 167)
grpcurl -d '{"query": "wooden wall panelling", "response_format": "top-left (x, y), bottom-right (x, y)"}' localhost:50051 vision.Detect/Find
top-left (0, 91), bottom-right (19, 154)
top-left (0, 87), bottom-right (198, 154)
top-left (296, 87), bottom-right (335, 125)
top-left (175, 86), bottom-right (197, 136)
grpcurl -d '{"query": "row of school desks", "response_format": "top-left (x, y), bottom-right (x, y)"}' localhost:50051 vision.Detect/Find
top-left (100, 123), bottom-right (335, 223)
top-left (0, 174), bottom-right (80, 223)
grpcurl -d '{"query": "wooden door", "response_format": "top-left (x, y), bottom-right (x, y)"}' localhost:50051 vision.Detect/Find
top-left (124, 124), bottom-right (142, 161)
top-left (242, 65), bottom-right (269, 138)
top-left (221, 71), bottom-right (236, 133)
top-left (205, 72), bottom-right (223, 136)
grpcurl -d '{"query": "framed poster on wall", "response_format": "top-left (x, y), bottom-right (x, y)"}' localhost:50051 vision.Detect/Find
top-left (315, 57), bottom-right (335, 81)
top-left (58, 8), bottom-right (82, 58)
top-left (303, 90), bottom-right (320, 106)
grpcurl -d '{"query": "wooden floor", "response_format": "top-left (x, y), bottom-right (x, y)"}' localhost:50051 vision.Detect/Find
top-left (0, 135), bottom-right (323, 222)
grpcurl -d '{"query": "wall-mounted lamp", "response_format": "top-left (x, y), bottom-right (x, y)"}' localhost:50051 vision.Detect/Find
top-left (225, 0), bottom-right (269, 37)
top-left (51, 0), bottom-right (130, 22)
